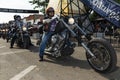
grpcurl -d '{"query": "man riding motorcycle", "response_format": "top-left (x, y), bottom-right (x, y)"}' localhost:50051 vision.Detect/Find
top-left (39, 7), bottom-right (58, 61)
top-left (10, 15), bottom-right (22, 48)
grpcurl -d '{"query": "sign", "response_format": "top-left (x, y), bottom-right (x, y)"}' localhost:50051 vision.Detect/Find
top-left (0, 8), bottom-right (39, 13)
top-left (80, 0), bottom-right (120, 27)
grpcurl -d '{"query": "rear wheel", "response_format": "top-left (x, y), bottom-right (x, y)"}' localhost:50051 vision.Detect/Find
top-left (86, 38), bottom-right (117, 73)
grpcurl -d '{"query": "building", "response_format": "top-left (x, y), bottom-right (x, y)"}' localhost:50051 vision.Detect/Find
top-left (23, 14), bottom-right (44, 25)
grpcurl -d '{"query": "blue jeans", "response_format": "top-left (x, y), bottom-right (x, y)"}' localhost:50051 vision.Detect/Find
top-left (39, 32), bottom-right (54, 57)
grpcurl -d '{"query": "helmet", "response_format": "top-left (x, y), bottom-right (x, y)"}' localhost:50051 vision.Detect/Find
top-left (46, 7), bottom-right (55, 15)
top-left (14, 15), bottom-right (21, 20)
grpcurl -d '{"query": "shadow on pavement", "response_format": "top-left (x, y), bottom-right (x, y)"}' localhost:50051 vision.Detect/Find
top-left (44, 56), bottom-right (120, 80)
top-left (99, 67), bottom-right (120, 80)
top-left (44, 56), bottom-right (91, 70)
top-left (28, 45), bottom-right (39, 53)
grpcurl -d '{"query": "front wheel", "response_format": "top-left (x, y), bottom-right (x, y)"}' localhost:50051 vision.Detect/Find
top-left (23, 37), bottom-right (30, 49)
top-left (86, 38), bottom-right (117, 73)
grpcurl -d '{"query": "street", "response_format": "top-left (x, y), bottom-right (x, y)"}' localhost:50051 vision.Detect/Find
top-left (0, 38), bottom-right (120, 80)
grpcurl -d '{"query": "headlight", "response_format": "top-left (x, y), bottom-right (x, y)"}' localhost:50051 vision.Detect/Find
top-left (23, 27), bottom-right (27, 31)
top-left (68, 18), bottom-right (75, 25)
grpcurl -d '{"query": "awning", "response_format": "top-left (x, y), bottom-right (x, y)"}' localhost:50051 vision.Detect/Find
top-left (47, 0), bottom-right (86, 15)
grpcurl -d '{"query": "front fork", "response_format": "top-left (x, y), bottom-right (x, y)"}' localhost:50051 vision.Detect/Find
top-left (61, 19), bottom-right (95, 58)
top-left (81, 42), bottom-right (96, 58)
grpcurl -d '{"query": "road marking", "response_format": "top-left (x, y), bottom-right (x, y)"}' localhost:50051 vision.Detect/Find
top-left (0, 50), bottom-right (28, 56)
top-left (9, 65), bottom-right (37, 80)
top-left (0, 46), bottom-right (6, 48)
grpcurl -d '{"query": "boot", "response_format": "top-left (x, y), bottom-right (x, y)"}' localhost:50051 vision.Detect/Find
top-left (39, 56), bottom-right (43, 61)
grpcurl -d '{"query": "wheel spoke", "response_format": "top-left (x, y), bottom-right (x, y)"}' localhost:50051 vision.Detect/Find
top-left (88, 42), bottom-right (111, 71)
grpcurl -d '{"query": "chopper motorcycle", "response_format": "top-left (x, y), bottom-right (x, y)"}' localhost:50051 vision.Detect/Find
top-left (38, 15), bottom-right (117, 73)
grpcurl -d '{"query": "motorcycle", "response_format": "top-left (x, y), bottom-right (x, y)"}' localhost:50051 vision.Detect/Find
top-left (38, 16), bottom-right (117, 73)
top-left (15, 21), bottom-right (30, 49)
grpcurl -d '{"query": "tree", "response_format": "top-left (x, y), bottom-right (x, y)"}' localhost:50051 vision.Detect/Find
top-left (29, 0), bottom-right (49, 14)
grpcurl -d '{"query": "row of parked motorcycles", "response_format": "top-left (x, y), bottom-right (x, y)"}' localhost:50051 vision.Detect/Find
top-left (4, 15), bottom-right (117, 73)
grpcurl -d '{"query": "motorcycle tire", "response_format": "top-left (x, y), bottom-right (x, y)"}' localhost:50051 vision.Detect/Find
top-left (23, 37), bottom-right (30, 49)
top-left (86, 38), bottom-right (117, 73)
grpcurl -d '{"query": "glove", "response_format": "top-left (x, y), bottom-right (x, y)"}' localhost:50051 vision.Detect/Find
top-left (43, 19), bottom-right (51, 24)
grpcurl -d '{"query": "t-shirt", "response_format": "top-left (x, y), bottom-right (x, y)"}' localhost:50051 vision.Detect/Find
top-left (43, 15), bottom-right (58, 32)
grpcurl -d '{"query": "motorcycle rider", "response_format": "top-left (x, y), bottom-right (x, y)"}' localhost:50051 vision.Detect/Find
top-left (10, 15), bottom-right (22, 48)
top-left (39, 7), bottom-right (58, 61)
top-left (6, 21), bottom-right (14, 42)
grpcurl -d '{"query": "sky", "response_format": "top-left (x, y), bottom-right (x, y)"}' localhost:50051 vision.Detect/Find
top-left (0, 0), bottom-right (37, 23)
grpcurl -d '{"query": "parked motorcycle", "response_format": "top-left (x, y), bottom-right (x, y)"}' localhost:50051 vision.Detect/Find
top-left (38, 16), bottom-right (117, 73)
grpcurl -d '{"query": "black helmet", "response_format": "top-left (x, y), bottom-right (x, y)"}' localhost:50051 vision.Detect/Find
top-left (46, 7), bottom-right (55, 15)
top-left (14, 15), bottom-right (21, 20)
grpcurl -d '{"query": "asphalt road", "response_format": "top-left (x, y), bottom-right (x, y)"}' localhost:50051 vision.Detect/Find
top-left (0, 38), bottom-right (120, 80)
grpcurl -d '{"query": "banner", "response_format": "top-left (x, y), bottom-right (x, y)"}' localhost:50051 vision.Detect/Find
top-left (0, 8), bottom-right (39, 13)
top-left (80, 0), bottom-right (120, 27)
